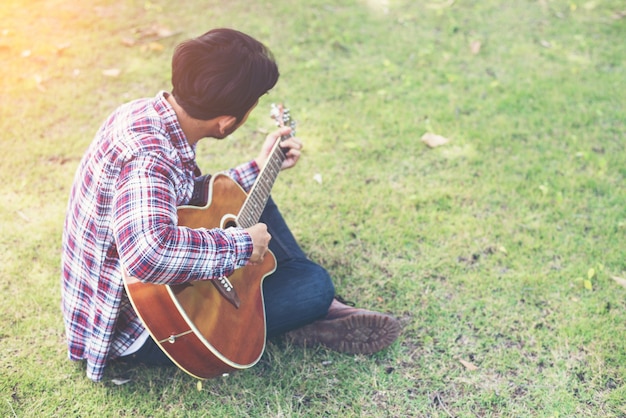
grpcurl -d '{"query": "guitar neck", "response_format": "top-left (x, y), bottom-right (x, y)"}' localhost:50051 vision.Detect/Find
top-left (237, 104), bottom-right (295, 228)
top-left (237, 137), bottom-right (288, 228)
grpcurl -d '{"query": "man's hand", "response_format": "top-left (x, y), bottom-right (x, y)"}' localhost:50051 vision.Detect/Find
top-left (254, 127), bottom-right (302, 171)
top-left (246, 223), bottom-right (271, 264)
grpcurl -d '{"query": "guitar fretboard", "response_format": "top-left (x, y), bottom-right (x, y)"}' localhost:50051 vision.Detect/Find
top-left (237, 140), bottom-right (287, 228)
top-left (237, 105), bottom-right (295, 228)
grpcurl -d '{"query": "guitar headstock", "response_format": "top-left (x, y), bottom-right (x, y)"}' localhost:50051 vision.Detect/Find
top-left (270, 103), bottom-right (296, 137)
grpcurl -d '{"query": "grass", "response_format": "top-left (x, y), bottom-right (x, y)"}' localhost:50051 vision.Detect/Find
top-left (1, 0), bottom-right (625, 416)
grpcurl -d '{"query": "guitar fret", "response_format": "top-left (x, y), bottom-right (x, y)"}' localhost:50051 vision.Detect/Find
top-left (237, 104), bottom-right (294, 228)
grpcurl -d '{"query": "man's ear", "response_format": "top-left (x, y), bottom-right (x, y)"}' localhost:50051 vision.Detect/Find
top-left (217, 115), bottom-right (237, 135)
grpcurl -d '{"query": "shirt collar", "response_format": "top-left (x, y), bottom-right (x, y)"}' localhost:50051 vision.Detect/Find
top-left (153, 91), bottom-right (196, 165)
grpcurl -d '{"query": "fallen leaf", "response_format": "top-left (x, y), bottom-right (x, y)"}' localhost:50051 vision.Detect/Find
top-left (121, 37), bottom-right (136, 47)
top-left (426, 0), bottom-right (455, 9)
top-left (102, 68), bottom-right (121, 77)
top-left (147, 42), bottom-right (164, 52)
top-left (612, 276), bottom-right (626, 289)
top-left (111, 378), bottom-right (131, 385)
top-left (156, 26), bottom-right (175, 38)
top-left (16, 210), bottom-right (30, 222)
top-left (470, 40), bottom-right (482, 54)
top-left (313, 173), bottom-right (323, 184)
top-left (421, 132), bottom-right (450, 148)
top-left (459, 359), bottom-right (478, 371)
top-left (135, 24), bottom-right (178, 41)
top-left (55, 42), bottom-right (71, 55)
top-left (583, 279), bottom-right (592, 290)
top-left (612, 10), bottom-right (626, 19)
top-left (197, 380), bottom-right (202, 391)
top-left (582, 1), bottom-right (597, 10)
top-left (33, 74), bottom-right (45, 91)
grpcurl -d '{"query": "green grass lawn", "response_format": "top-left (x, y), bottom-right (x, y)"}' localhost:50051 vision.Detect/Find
top-left (1, 0), bottom-right (625, 416)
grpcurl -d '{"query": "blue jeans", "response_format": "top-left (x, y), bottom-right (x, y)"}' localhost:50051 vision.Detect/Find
top-left (120, 196), bottom-right (335, 365)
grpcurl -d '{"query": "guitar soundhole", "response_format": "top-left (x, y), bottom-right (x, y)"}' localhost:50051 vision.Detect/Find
top-left (224, 220), bottom-right (237, 229)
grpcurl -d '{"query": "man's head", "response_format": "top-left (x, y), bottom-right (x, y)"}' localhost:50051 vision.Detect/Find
top-left (171, 28), bottom-right (279, 124)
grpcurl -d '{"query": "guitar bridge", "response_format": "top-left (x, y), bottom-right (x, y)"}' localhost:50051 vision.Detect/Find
top-left (212, 276), bottom-right (241, 309)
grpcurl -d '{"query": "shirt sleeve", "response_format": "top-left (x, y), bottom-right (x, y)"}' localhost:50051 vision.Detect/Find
top-left (225, 160), bottom-right (260, 192)
top-left (112, 153), bottom-right (253, 285)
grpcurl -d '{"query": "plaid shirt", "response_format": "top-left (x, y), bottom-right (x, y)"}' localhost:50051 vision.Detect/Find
top-left (61, 91), bottom-right (259, 382)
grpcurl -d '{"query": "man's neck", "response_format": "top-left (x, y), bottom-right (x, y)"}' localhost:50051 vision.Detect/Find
top-left (166, 94), bottom-right (215, 147)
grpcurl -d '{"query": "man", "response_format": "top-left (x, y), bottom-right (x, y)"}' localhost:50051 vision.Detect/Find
top-left (61, 28), bottom-right (400, 382)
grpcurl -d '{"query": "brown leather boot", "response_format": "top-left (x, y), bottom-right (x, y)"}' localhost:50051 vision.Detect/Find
top-left (285, 297), bottom-right (401, 354)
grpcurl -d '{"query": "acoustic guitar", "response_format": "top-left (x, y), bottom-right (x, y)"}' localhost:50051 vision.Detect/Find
top-left (123, 104), bottom-right (295, 379)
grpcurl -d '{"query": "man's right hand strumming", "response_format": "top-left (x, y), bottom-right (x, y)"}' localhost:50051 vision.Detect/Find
top-left (246, 223), bottom-right (271, 264)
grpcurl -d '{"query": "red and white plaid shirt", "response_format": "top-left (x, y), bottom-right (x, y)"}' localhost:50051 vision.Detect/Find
top-left (61, 91), bottom-right (259, 381)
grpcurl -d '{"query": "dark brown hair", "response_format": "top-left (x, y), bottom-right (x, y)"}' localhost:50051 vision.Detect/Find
top-left (171, 28), bottom-right (279, 122)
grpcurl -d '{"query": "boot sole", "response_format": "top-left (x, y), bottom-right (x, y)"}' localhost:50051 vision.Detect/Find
top-left (286, 312), bottom-right (401, 354)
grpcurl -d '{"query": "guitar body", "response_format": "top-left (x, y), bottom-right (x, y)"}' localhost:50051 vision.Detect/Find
top-left (123, 173), bottom-right (276, 379)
